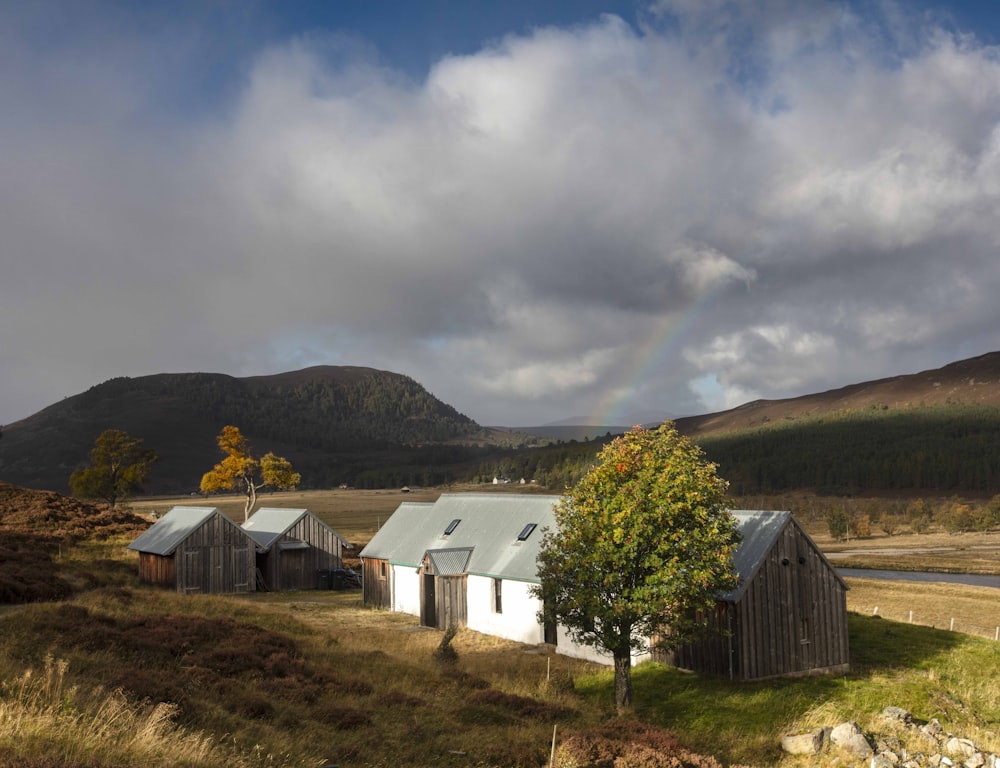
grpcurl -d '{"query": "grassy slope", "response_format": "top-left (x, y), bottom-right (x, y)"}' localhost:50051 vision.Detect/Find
top-left (1, 573), bottom-right (997, 767)
top-left (2, 486), bottom-right (999, 767)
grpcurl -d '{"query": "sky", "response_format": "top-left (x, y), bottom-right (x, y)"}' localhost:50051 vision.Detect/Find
top-left (2, 0), bottom-right (1000, 429)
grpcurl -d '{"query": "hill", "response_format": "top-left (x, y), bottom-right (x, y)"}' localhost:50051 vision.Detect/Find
top-left (5, 353), bottom-right (1000, 498)
top-left (0, 481), bottom-right (149, 603)
top-left (674, 351), bottom-right (1000, 436)
top-left (671, 352), bottom-right (1000, 497)
top-left (0, 367), bottom-right (506, 494)
top-left (475, 352), bottom-right (1000, 497)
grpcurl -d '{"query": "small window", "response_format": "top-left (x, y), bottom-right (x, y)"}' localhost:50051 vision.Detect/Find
top-left (443, 519), bottom-right (461, 536)
top-left (493, 578), bottom-right (503, 614)
top-left (380, 561), bottom-right (387, 578)
top-left (800, 618), bottom-right (810, 644)
top-left (516, 523), bottom-right (537, 541)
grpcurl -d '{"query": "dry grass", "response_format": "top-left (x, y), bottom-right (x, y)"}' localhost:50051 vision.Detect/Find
top-left (846, 577), bottom-right (1000, 639)
top-left (0, 655), bottom-right (246, 768)
top-left (4, 487), bottom-right (998, 767)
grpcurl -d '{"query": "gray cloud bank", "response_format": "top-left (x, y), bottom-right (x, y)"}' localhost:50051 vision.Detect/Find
top-left (2, 1), bottom-right (999, 428)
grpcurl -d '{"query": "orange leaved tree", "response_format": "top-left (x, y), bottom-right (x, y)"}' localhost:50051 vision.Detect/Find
top-left (200, 425), bottom-right (300, 522)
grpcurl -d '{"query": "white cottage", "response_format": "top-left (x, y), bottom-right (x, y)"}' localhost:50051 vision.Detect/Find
top-left (359, 494), bottom-right (850, 678)
top-left (358, 493), bottom-right (647, 665)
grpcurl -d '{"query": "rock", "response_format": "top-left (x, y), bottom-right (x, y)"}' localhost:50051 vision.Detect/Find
top-left (946, 738), bottom-right (977, 758)
top-left (880, 707), bottom-right (914, 726)
top-left (831, 721), bottom-right (874, 759)
top-left (872, 753), bottom-right (899, 767)
top-left (923, 720), bottom-right (945, 738)
top-left (964, 755), bottom-right (985, 768)
top-left (781, 729), bottom-right (826, 755)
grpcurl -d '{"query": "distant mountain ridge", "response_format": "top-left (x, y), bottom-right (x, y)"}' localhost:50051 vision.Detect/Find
top-left (0, 367), bottom-right (493, 494)
top-left (675, 351), bottom-right (1000, 437)
top-left (4, 352), bottom-right (1000, 497)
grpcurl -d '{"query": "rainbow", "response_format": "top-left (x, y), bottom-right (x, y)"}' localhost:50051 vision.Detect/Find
top-left (586, 285), bottom-right (729, 427)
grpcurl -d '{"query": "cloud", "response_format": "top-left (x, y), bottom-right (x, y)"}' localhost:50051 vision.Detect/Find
top-left (2, 1), bottom-right (1000, 429)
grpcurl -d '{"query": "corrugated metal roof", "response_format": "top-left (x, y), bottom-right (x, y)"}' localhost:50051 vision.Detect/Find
top-left (360, 498), bottom-right (835, 594)
top-left (426, 547), bottom-right (473, 575)
top-left (126, 506), bottom-right (224, 555)
top-left (723, 509), bottom-right (845, 601)
top-left (242, 507), bottom-right (349, 551)
top-left (359, 494), bottom-right (559, 582)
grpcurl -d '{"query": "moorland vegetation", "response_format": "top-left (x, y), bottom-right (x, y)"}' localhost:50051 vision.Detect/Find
top-left (2, 482), bottom-right (999, 767)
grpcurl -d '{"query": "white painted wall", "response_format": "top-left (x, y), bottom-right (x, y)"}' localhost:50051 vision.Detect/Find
top-left (391, 564), bottom-right (421, 616)
top-left (466, 575), bottom-right (545, 645)
top-left (383, 564), bottom-right (648, 668)
top-left (552, 625), bottom-right (651, 666)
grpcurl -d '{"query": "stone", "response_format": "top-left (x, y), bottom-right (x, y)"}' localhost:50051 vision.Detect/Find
top-left (923, 720), bottom-right (945, 738)
top-left (831, 722), bottom-right (874, 759)
top-left (964, 754), bottom-right (985, 768)
top-left (872, 753), bottom-right (898, 768)
top-left (946, 738), bottom-right (977, 758)
top-left (880, 707), bottom-right (914, 725)
top-left (781, 729), bottom-right (826, 755)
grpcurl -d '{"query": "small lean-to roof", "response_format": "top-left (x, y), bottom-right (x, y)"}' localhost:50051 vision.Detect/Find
top-left (242, 507), bottom-right (349, 551)
top-left (127, 506), bottom-right (223, 556)
top-left (359, 494), bottom-right (560, 582)
top-left (724, 510), bottom-right (847, 601)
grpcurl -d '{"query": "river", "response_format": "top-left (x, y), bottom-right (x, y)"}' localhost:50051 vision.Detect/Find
top-left (838, 568), bottom-right (1000, 589)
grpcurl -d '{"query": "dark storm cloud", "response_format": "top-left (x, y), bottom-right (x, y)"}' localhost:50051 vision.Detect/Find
top-left (1, 1), bottom-right (998, 427)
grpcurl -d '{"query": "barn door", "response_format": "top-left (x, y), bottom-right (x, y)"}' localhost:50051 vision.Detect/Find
top-left (182, 549), bottom-right (203, 593)
top-left (421, 573), bottom-right (437, 627)
top-left (233, 543), bottom-right (251, 592)
top-left (438, 575), bottom-right (467, 630)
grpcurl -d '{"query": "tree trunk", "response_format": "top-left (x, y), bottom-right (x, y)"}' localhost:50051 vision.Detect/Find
top-left (613, 651), bottom-right (633, 714)
top-left (243, 476), bottom-right (256, 523)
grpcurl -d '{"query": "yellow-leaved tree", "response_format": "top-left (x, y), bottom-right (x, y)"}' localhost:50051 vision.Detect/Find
top-left (200, 425), bottom-right (300, 522)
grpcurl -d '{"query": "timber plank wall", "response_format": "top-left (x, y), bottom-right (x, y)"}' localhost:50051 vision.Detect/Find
top-left (659, 519), bottom-right (849, 680)
top-left (139, 514), bottom-right (255, 594)
top-left (264, 515), bottom-right (345, 591)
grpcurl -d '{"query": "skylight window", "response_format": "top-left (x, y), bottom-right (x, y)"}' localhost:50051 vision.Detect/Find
top-left (443, 519), bottom-right (461, 536)
top-left (516, 523), bottom-right (537, 541)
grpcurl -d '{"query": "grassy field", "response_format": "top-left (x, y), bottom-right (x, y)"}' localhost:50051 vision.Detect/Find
top-left (2, 487), bottom-right (997, 767)
top-left (1, 573), bottom-right (998, 767)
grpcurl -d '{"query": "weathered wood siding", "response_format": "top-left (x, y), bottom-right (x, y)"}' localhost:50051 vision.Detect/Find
top-left (362, 558), bottom-right (391, 608)
top-left (137, 551), bottom-right (175, 588)
top-left (425, 575), bottom-right (467, 630)
top-left (261, 515), bottom-right (345, 591)
top-left (172, 515), bottom-right (255, 594)
top-left (657, 519), bottom-right (849, 680)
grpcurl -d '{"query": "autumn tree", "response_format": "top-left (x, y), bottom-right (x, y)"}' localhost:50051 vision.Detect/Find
top-left (69, 429), bottom-right (158, 508)
top-left (200, 425), bottom-right (300, 522)
top-left (534, 423), bottom-right (740, 714)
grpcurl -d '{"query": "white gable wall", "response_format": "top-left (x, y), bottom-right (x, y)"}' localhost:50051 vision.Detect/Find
top-left (466, 575), bottom-right (545, 645)
top-left (391, 564), bottom-right (421, 616)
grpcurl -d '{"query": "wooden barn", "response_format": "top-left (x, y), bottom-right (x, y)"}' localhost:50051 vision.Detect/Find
top-left (655, 510), bottom-right (850, 680)
top-left (242, 507), bottom-right (350, 591)
top-left (127, 506), bottom-right (255, 594)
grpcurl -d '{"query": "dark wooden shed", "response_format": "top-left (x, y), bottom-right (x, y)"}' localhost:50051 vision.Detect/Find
top-left (242, 507), bottom-right (350, 591)
top-left (655, 510), bottom-right (849, 680)
top-left (127, 506), bottom-right (255, 594)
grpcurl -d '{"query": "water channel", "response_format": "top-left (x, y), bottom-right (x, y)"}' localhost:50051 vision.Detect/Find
top-left (837, 568), bottom-right (1000, 589)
